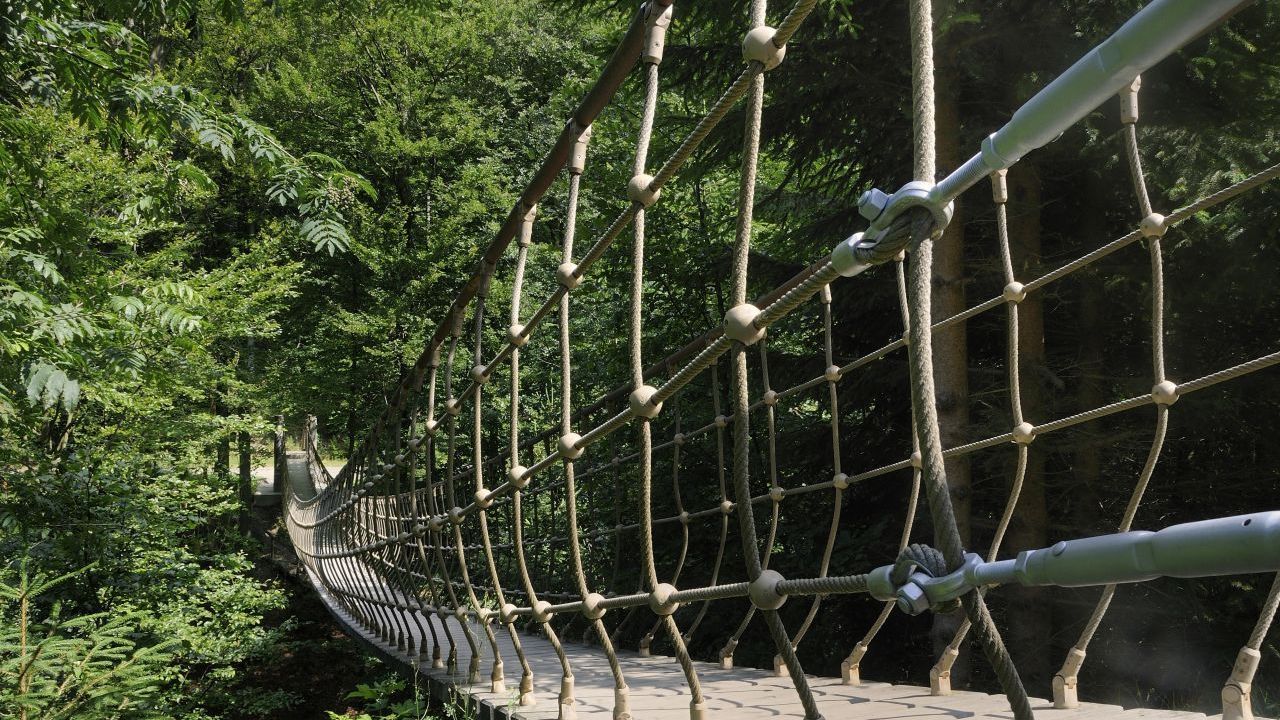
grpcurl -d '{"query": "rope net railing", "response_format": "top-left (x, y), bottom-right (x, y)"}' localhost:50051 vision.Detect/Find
top-left (284, 1), bottom-right (1280, 719)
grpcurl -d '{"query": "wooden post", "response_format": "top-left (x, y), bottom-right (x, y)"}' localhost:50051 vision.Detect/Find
top-left (306, 415), bottom-right (317, 454)
top-left (238, 429), bottom-right (252, 532)
top-left (273, 414), bottom-right (286, 494)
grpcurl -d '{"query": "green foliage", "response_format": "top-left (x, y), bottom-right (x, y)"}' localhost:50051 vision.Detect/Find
top-left (325, 675), bottom-right (443, 720)
top-left (0, 561), bottom-right (178, 720)
top-left (0, 0), bottom-right (373, 427)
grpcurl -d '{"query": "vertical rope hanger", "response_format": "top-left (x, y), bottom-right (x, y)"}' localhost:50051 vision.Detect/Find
top-left (380, 398), bottom-right (414, 653)
top-left (623, 5), bottom-right (712, 718)
top-left (723, 0), bottom-right (825, 716)
top-left (718, 340), bottom-right (784, 669)
top-left (437, 331), bottom-right (478, 675)
top-left (783, 283), bottom-right (849, 673)
top-left (444, 277), bottom-right (502, 685)
top-left (508, 204), bottom-right (579, 718)
top-left (1223, 574), bottom-right (1280, 720)
top-left (604, 436), bottom-right (632, 647)
top-left (842, 258), bottom-right (923, 686)
top-left (925, 167), bottom-right (1031, 696)
top-left (408, 359), bottom-right (446, 669)
top-left (901, 0), bottom-right (1033, 717)
top-left (354, 448), bottom-right (400, 646)
top-left (557, 124), bottom-right (635, 720)
top-left (638, 373), bottom-right (688, 657)
top-left (679, 364), bottom-right (731, 644)
top-left (1052, 76), bottom-right (1175, 710)
top-left (386, 409), bottom-right (430, 658)
top-left (470, 209), bottom-right (536, 702)
top-left (422, 404), bottom-right (461, 675)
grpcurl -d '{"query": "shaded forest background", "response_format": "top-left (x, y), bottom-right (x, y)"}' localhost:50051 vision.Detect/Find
top-left (2, 0), bottom-right (1279, 718)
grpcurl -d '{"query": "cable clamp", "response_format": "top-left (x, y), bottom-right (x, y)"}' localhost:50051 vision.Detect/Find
top-left (867, 551), bottom-right (983, 616)
top-left (866, 180), bottom-right (954, 238)
top-left (832, 181), bottom-right (954, 277)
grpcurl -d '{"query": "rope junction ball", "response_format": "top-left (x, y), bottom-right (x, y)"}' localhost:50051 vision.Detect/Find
top-left (556, 262), bottom-right (583, 290)
top-left (508, 323), bottom-right (529, 347)
top-left (1012, 421), bottom-right (1036, 445)
top-left (723, 303), bottom-right (765, 345)
top-left (742, 26), bottom-right (786, 71)
top-left (629, 384), bottom-right (664, 418)
top-left (500, 603), bottom-right (518, 625)
top-left (582, 592), bottom-right (607, 620)
top-left (1152, 380), bottom-right (1179, 406)
top-left (627, 173), bottom-right (660, 207)
top-left (648, 583), bottom-right (679, 616)
top-left (1003, 281), bottom-right (1027, 303)
top-left (531, 600), bottom-right (553, 623)
top-left (749, 569), bottom-right (788, 610)
top-left (558, 432), bottom-right (585, 460)
top-left (1141, 212), bottom-right (1167, 238)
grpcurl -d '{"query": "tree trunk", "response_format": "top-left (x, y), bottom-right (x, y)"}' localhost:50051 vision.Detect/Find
top-left (1071, 173), bottom-right (1108, 535)
top-left (215, 384), bottom-right (230, 484)
top-left (1004, 160), bottom-right (1051, 685)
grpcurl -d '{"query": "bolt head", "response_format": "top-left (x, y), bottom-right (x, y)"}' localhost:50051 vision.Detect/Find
top-left (895, 582), bottom-right (930, 616)
top-left (858, 188), bottom-right (890, 221)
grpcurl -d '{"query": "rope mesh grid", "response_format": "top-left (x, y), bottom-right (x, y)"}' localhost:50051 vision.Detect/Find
top-left (281, 3), bottom-right (1280, 720)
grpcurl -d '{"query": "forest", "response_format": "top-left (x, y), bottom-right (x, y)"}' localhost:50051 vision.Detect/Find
top-left (2, 0), bottom-right (1279, 718)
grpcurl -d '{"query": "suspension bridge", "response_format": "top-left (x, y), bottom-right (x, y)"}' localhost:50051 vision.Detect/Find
top-left (280, 0), bottom-right (1280, 718)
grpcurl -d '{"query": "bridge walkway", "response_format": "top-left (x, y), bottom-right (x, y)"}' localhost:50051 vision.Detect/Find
top-left (285, 453), bottom-right (1231, 720)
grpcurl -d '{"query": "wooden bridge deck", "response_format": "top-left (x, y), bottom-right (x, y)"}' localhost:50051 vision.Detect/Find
top-left (287, 455), bottom-right (1238, 720)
